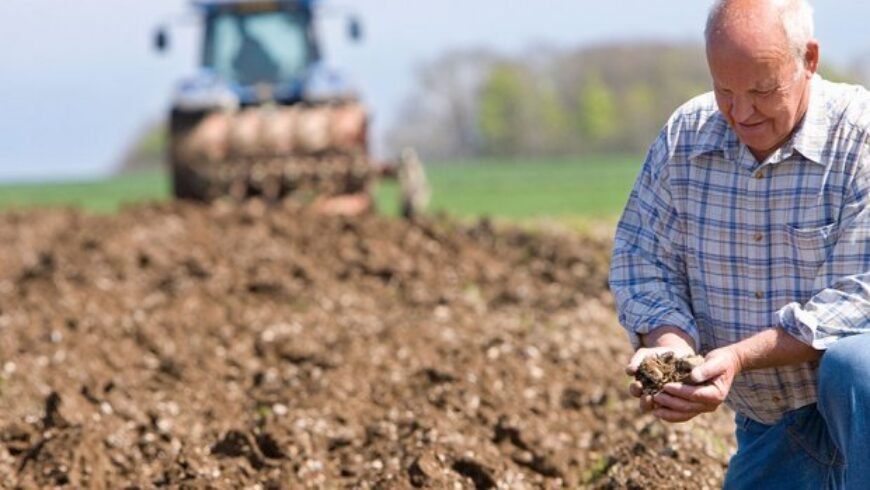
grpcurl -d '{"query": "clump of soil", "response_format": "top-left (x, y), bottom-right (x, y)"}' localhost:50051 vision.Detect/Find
top-left (636, 353), bottom-right (705, 395)
top-left (0, 201), bottom-right (734, 488)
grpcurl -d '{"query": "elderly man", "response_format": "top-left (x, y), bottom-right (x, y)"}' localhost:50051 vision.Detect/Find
top-left (610, 0), bottom-right (870, 487)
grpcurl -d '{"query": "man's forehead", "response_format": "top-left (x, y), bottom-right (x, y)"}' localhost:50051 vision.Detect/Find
top-left (707, 50), bottom-right (796, 88)
top-left (708, 36), bottom-right (792, 69)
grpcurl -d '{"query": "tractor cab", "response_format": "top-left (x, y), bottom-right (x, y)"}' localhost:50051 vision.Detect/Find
top-left (155, 0), bottom-right (360, 106)
top-left (204, 4), bottom-right (313, 86)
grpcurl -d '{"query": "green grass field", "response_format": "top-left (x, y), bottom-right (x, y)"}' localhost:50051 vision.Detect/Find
top-left (0, 171), bottom-right (170, 213)
top-left (0, 156), bottom-right (641, 222)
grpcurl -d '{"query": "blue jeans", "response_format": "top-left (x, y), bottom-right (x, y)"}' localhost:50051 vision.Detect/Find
top-left (724, 334), bottom-right (870, 489)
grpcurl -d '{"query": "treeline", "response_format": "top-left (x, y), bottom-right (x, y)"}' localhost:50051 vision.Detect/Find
top-left (385, 41), bottom-right (861, 161)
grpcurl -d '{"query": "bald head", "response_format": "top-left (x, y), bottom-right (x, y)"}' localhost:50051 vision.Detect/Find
top-left (706, 0), bottom-right (815, 68)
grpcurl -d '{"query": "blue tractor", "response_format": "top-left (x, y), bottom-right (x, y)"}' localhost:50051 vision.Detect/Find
top-left (154, 0), bottom-right (428, 215)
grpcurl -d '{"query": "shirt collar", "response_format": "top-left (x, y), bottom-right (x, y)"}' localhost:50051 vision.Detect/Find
top-left (688, 111), bottom-right (740, 162)
top-left (785, 75), bottom-right (826, 165)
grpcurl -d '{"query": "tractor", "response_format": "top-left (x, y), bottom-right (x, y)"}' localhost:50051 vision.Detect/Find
top-left (153, 0), bottom-right (428, 216)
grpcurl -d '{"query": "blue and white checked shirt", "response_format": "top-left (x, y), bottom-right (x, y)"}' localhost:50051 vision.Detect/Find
top-left (610, 76), bottom-right (870, 424)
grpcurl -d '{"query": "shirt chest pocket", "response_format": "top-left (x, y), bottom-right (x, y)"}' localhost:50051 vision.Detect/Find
top-left (783, 222), bottom-right (839, 275)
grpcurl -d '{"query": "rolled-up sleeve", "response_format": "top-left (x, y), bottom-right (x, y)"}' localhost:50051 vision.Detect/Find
top-left (778, 156), bottom-right (870, 349)
top-left (609, 130), bottom-right (700, 350)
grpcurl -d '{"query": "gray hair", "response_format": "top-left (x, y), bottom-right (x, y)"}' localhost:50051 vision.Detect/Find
top-left (705, 0), bottom-right (815, 65)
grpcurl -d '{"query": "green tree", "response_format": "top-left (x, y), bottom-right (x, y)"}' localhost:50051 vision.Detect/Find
top-left (621, 82), bottom-right (658, 148)
top-left (576, 72), bottom-right (617, 144)
top-left (478, 64), bottom-right (528, 155)
top-left (535, 85), bottom-right (571, 154)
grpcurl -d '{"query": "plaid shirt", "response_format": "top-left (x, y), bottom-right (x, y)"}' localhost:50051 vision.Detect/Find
top-left (610, 76), bottom-right (870, 424)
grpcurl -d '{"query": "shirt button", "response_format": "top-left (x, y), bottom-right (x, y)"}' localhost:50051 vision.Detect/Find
top-left (753, 233), bottom-right (764, 242)
top-left (755, 291), bottom-right (765, 299)
top-left (754, 171), bottom-right (765, 179)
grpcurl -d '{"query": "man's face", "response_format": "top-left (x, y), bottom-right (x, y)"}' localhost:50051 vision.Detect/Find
top-left (707, 39), bottom-right (814, 161)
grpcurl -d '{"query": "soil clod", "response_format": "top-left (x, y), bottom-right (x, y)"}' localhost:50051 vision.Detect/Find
top-left (635, 353), bottom-right (705, 395)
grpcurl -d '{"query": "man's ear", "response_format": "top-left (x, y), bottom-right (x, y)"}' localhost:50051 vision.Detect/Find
top-left (804, 40), bottom-right (820, 74)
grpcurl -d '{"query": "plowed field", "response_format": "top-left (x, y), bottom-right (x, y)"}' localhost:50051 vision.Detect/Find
top-left (0, 201), bottom-right (734, 488)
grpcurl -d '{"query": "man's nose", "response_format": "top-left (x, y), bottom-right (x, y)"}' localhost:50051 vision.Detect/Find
top-left (730, 94), bottom-right (756, 122)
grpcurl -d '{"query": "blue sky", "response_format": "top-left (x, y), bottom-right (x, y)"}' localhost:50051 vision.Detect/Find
top-left (1, 0), bottom-right (868, 182)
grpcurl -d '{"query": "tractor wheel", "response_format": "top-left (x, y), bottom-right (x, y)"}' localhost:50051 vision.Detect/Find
top-left (170, 163), bottom-right (210, 201)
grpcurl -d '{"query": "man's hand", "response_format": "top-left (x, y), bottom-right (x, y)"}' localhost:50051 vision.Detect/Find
top-left (651, 346), bottom-right (743, 422)
top-left (625, 326), bottom-right (697, 415)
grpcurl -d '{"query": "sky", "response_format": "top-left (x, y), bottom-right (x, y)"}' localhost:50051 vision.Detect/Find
top-left (1, 0), bottom-right (869, 182)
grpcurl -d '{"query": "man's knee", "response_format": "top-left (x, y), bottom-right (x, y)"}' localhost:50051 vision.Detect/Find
top-left (818, 334), bottom-right (870, 398)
